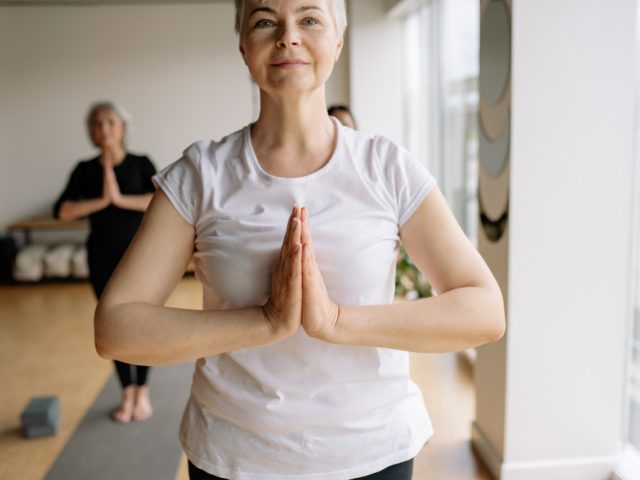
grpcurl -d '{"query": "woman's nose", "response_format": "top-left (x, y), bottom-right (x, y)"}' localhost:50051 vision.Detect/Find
top-left (276, 22), bottom-right (301, 47)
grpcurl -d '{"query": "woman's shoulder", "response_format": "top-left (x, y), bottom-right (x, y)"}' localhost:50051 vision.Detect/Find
top-left (181, 126), bottom-right (247, 168)
top-left (340, 125), bottom-right (409, 166)
top-left (125, 152), bottom-right (152, 162)
top-left (71, 155), bottom-right (100, 174)
top-left (123, 152), bottom-right (156, 168)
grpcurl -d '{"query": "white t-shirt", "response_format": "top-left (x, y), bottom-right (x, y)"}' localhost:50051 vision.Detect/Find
top-left (153, 117), bottom-right (437, 480)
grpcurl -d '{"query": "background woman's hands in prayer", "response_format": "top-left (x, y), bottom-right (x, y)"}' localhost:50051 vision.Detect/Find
top-left (262, 207), bottom-right (304, 339)
top-left (102, 152), bottom-right (123, 207)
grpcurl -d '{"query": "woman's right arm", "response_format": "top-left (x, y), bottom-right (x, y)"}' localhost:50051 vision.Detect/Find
top-left (57, 197), bottom-right (110, 220)
top-left (94, 190), bottom-right (303, 366)
top-left (54, 164), bottom-right (109, 220)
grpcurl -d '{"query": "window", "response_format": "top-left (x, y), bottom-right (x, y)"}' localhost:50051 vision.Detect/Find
top-left (402, 0), bottom-right (480, 242)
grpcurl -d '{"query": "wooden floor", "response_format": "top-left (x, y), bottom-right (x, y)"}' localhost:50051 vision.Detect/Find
top-left (0, 277), bottom-right (491, 480)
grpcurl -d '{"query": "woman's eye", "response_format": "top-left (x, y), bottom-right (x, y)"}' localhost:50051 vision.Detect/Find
top-left (302, 17), bottom-right (318, 26)
top-left (255, 18), bottom-right (275, 28)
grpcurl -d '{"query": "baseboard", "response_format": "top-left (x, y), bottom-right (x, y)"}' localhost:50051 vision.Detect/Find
top-left (471, 421), bottom-right (502, 479)
top-left (472, 421), bottom-right (618, 480)
top-left (500, 455), bottom-right (617, 480)
top-left (611, 444), bottom-right (640, 480)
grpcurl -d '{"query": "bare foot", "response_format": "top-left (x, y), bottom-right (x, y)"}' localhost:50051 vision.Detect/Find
top-left (111, 385), bottom-right (136, 424)
top-left (132, 386), bottom-right (153, 421)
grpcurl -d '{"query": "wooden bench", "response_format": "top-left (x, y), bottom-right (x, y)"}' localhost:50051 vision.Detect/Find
top-left (8, 218), bottom-right (88, 245)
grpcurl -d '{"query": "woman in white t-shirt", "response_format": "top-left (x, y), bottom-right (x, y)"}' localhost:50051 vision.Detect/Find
top-left (94, 1), bottom-right (505, 479)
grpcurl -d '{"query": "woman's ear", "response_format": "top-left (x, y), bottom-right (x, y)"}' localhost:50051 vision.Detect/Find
top-left (334, 36), bottom-right (344, 63)
top-left (239, 43), bottom-right (247, 65)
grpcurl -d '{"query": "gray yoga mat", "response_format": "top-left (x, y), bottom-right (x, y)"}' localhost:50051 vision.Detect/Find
top-left (45, 362), bottom-right (194, 480)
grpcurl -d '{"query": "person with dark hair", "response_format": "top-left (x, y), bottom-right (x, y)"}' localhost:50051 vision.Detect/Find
top-left (54, 101), bottom-right (157, 424)
top-left (328, 104), bottom-right (357, 129)
top-left (95, 1), bottom-right (505, 478)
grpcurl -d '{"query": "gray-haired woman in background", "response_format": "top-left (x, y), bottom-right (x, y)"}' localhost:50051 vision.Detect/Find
top-left (54, 101), bottom-right (156, 424)
top-left (95, 1), bottom-right (505, 478)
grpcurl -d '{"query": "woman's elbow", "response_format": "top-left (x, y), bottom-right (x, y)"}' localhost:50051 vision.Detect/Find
top-left (94, 303), bottom-right (117, 359)
top-left (481, 286), bottom-right (506, 343)
top-left (94, 337), bottom-right (113, 360)
top-left (57, 204), bottom-right (76, 222)
top-left (485, 313), bottom-right (506, 343)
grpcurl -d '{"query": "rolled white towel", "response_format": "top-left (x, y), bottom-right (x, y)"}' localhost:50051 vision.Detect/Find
top-left (13, 245), bottom-right (48, 282)
top-left (44, 244), bottom-right (75, 278)
top-left (71, 245), bottom-right (89, 278)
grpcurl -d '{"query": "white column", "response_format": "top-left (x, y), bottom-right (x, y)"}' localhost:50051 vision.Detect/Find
top-left (473, 1), bottom-right (637, 479)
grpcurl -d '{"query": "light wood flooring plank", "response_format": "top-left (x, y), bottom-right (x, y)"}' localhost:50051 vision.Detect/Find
top-left (0, 282), bottom-right (111, 480)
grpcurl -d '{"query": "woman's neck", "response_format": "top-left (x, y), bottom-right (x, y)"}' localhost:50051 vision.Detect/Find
top-left (252, 89), bottom-right (334, 151)
top-left (251, 108), bottom-right (337, 178)
top-left (249, 89), bottom-right (337, 178)
top-left (100, 146), bottom-right (126, 166)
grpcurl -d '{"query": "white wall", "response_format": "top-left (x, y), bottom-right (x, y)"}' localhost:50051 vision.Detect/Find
top-left (0, 3), bottom-right (350, 235)
top-left (0, 3), bottom-right (251, 233)
top-left (348, 0), bottom-right (404, 143)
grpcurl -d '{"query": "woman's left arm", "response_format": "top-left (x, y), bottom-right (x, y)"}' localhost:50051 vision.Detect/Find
top-left (306, 187), bottom-right (505, 353)
top-left (112, 193), bottom-right (153, 212)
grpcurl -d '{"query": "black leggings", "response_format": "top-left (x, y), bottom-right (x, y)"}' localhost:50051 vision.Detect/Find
top-left (188, 459), bottom-right (413, 480)
top-left (114, 360), bottom-right (150, 388)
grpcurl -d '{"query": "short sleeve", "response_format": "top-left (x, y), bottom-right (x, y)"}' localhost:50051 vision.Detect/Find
top-left (152, 146), bottom-right (202, 226)
top-left (375, 137), bottom-right (437, 227)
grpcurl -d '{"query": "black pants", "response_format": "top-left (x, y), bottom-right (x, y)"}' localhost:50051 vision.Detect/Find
top-left (188, 459), bottom-right (414, 480)
top-left (114, 360), bottom-right (150, 388)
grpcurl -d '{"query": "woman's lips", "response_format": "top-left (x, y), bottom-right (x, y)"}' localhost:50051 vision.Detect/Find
top-left (271, 60), bottom-right (308, 67)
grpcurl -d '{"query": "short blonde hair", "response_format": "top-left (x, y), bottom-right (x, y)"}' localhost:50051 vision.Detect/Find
top-left (234, 0), bottom-right (347, 38)
top-left (86, 101), bottom-right (131, 148)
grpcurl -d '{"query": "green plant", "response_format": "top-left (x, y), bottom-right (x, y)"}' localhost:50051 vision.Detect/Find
top-left (395, 245), bottom-right (433, 299)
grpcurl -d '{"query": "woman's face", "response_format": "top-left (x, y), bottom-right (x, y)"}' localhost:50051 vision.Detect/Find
top-left (239, 0), bottom-right (343, 97)
top-left (89, 109), bottom-right (125, 150)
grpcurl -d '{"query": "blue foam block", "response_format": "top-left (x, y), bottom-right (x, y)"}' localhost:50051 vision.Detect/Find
top-left (21, 395), bottom-right (60, 438)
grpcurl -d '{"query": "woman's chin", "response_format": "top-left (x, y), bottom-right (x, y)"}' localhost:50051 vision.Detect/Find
top-left (261, 81), bottom-right (325, 98)
top-left (98, 141), bottom-right (119, 150)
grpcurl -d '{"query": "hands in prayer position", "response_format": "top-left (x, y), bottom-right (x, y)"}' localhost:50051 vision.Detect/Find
top-left (262, 206), bottom-right (340, 342)
top-left (101, 153), bottom-right (124, 208)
